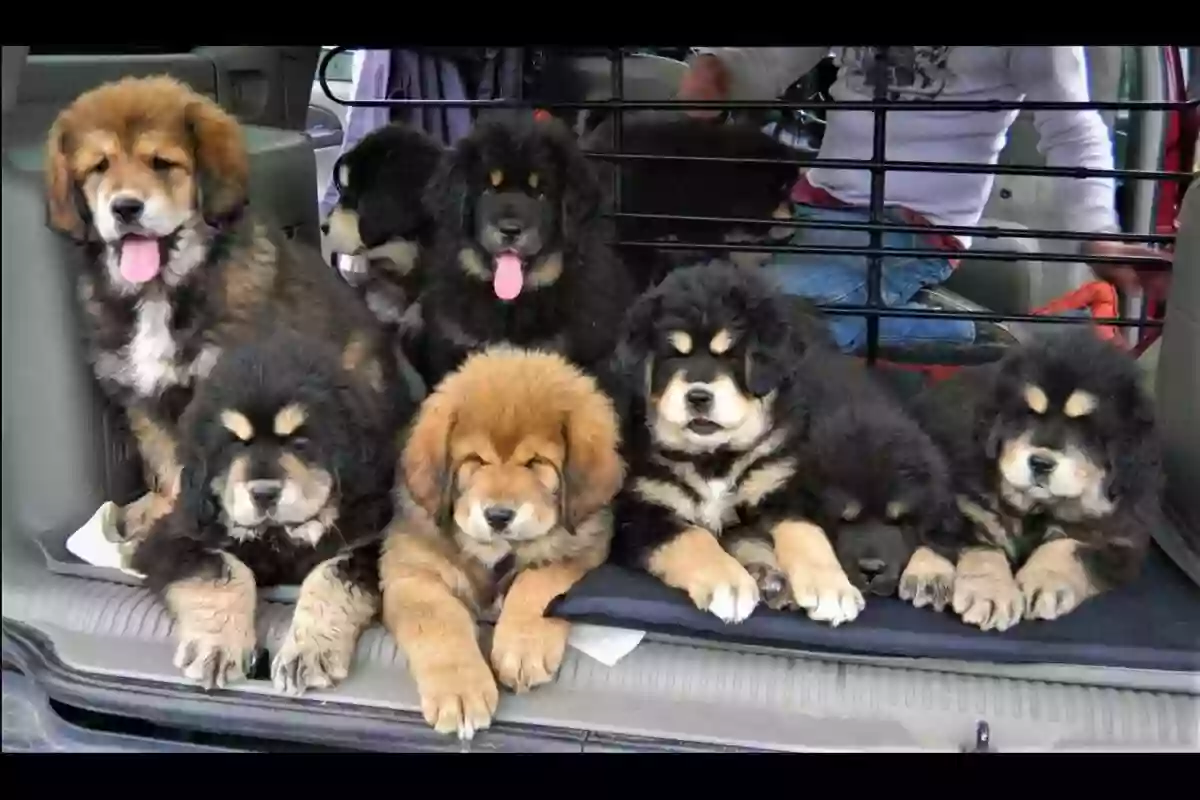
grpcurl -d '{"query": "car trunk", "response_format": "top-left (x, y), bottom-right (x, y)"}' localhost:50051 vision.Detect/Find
top-left (2, 45), bottom-right (1198, 752)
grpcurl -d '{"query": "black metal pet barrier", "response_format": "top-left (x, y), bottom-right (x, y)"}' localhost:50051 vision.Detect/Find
top-left (318, 46), bottom-right (1195, 366)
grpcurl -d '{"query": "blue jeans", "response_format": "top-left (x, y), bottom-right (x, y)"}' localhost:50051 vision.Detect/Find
top-left (761, 203), bottom-right (976, 352)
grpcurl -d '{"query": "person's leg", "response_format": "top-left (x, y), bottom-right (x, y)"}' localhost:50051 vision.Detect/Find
top-left (760, 203), bottom-right (973, 351)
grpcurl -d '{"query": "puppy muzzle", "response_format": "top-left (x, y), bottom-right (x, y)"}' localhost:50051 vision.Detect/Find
top-left (835, 520), bottom-right (908, 597)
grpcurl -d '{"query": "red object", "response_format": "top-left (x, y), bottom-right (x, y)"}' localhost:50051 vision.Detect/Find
top-left (533, 109), bottom-right (552, 122)
top-left (1031, 280), bottom-right (1125, 346)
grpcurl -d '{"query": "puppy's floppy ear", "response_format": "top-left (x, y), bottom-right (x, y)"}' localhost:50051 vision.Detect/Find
top-left (424, 134), bottom-right (478, 237)
top-left (744, 336), bottom-right (789, 397)
top-left (1104, 376), bottom-right (1161, 503)
top-left (609, 289), bottom-right (660, 399)
top-left (736, 279), bottom-right (797, 397)
top-left (44, 113), bottom-right (90, 241)
top-left (331, 151), bottom-right (349, 194)
top-left (560, 383), bottom-right (625, 530)
top-left (177, 450), bottom-right (219, 527)
top-left (172, 397), bottom-right (224, 525)
top-left (184, 92), bottom-right (249, 227)
top-left (542, 118), bottom-right (603, 241)
top-left (175, 420), bottom-right (220, 528)
top-left (743, 311), bottom-right (790, 398)
top-left (402, 393), bottom-right (458, 526)
top-left (978, 348), bottom-right (1026, 459)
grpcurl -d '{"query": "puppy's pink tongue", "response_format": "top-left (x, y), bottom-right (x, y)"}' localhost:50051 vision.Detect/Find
top-left (493, 253), bottom-right (524, 301)
top-left (119, 237), bottom-right (162, 284)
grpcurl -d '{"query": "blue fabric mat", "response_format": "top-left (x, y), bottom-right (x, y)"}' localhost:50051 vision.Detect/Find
top-left (549, 543), bottom-right (1200, 672)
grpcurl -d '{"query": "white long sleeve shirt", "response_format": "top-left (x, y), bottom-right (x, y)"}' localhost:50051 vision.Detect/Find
top-left (700, 47), bottom-right (1120, 247)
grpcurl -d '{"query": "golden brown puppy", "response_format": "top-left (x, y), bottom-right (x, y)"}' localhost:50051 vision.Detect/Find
top-left (44, 76), bottom-right (404, 545)
top-left (380, 346), bottom-right (624, 740)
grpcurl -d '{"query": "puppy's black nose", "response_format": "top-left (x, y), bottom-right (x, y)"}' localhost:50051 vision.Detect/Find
top-left (685, 387), bottom-right (714, 413)
top-left (483, 506), bottom-right (516, 531)
top-left (320, 221), bottom-right (330, 234)
top-left (110, 197), bottom-right (144, 224)
top-left (497, 221), bottom-right (523, 242)
top-left (858, 557), bottom-right (887, 580)
top-left (1028, 453), bottom-right (1057, 478)
top-left (250, 484), bottom-right (281, 508)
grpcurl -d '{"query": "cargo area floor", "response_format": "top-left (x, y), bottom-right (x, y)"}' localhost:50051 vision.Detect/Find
top-left (4, 531), bottom-right (1197, 752)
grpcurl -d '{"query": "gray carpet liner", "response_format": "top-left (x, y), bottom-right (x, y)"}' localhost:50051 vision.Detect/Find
top-left (4, 542), bottom-right (1198, 751)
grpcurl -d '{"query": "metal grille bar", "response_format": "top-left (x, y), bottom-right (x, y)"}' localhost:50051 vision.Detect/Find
top-left (318, 46), bottom-right (1198, 364)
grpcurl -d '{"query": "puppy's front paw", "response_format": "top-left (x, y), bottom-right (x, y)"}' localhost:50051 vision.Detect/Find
top-left (745, 561), bottom-right (795, 611)
top-left (173, 628), bottom-right (257, 690)
top-left (491, 615), bottom-right (570, 693)
top-left (953, 568), bottom-right (1024, 632)
top-left (899, 547), bottom-right (956, 612)
top-left (681, 554), bottom-right (761, 624)
top-left (1017, 563), bottom-right (1085, 621)
top-left (271, 631), bottom-right (354, 696)
top-left (416, 656), bottom-right (500, 741)
top-left (788, 567), bottom-right (865, 627)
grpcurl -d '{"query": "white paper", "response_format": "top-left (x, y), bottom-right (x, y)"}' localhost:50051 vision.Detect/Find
top-left (566, 623), bottom-right (646, 667)
top-left (337, 252), bottom-right (369, 285)
top-left (65, 501), bottom-right (146, 578)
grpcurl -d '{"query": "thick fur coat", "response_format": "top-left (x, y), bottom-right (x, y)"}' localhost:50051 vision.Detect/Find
top-left (899, 328), bottom-right (1164, 631)
top-left (409, 116), bottom-right (635, 389)
top-left (609, 262), bottom-right (954, 627)
top-left (132, 329), bottom-right (406, 694)
top-left (43, 76), bottom-right (402, 542)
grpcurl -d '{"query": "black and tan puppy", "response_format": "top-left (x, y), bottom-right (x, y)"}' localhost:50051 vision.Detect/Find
top-left (898, 329), bottom-right (1164, 631)
top-left (44, 76), bottom-right (399, 544)
top-left (609, 262), bottom-right (946, 628)
top-left (131, 329), bottom-right (405, 694)
top-left (380, 346), bottom-right (624, 740)
top-left (584, 116), bottom-right (801, 291)
top-left (322, 122), bottom-right (444, 338)
top-left (410, 115), bottom-right (635, 389)
top-left (741, 350), bottom-right (957, 608)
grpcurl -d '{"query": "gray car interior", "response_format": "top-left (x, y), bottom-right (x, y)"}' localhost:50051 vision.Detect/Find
top-left (2, 46), bottom-right (1197, 752)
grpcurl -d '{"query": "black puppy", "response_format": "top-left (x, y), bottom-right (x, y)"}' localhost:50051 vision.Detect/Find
top-left (584, 116), bottom-right (801, 291)
top-left (898, 329), bottom-right (1163, 631)
top-left (411, 115), bottom-right (635, 389)
top-left (610, 262), bottom-right (947, 627)
top-left (322, 123), bottom-right (444, 338)
top-left (132, 329), bottom-right (409, 694)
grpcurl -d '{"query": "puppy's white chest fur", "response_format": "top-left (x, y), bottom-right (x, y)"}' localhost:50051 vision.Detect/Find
top-left (696, 479), bottom-right (737, 532)
top-left (92, 290), bottom-right (218, 398)
top-left (128, 296), bottom-right (180, 396)
top-left (639, 430), bottom-right (794, 536)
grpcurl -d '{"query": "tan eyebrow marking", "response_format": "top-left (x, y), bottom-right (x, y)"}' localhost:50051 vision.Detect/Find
top-left (1063, 390), bottom-right (1098, 418)
top-left (221, 410), bottom-right (254, 441)
top-left (668, 331), bottom-right (693, 355)
top-left (273, 403), bottom-right (307, 437)
top-left (1024, 384), bottom-right (1049, 414)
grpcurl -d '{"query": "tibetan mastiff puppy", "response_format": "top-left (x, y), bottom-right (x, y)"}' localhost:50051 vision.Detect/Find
top-left (409, 115), bottom-right (636, 389)
top-left (755, 350), bottom-right (957, 607)
top-left (44, 76), bottom-right (399, 544)
top-left (899, 328), bottom-right (1164, 631)
top-left (583, 116), bottom-right (801, 291)
top-left (131, 329), bottom-right (404, 693)
top-left (609, 262), bottom-right (953, 627)
top-left (321, 122), bottom-right (444, 340)
top-left (380, 346), bottom-right (624, 739)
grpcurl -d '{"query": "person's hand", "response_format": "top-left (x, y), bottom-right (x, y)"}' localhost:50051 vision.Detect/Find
top-left (677, 54), bottom-right (730, 119)
top-left (1083, 239), bottom-right (1173, 296)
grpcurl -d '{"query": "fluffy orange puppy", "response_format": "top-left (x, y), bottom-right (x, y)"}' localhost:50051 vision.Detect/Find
top-left (380, 346), bottom-right (624, 740)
